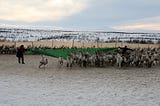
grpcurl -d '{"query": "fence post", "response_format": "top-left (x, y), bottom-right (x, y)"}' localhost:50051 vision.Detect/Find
top-left (52, 40), bottom-right (53, 48)
top-left (31, 41), bottom-right (33, 48)
top-left (14, 42), bottom-right (16, 48)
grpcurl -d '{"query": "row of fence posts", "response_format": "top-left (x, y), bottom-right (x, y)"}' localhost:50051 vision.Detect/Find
top-left (2, 40), bottom-right (156, 49)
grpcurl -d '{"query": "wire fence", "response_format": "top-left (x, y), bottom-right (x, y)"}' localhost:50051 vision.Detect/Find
top-left (0, 41), bottom-right (160, 49)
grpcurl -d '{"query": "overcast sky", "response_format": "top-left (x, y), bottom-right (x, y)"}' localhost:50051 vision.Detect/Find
top-left (0, 0), bottom-right (160, 32)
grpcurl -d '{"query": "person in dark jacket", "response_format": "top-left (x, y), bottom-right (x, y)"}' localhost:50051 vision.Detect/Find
top-left (16, 45), bottom-right (25, 64)
top-left (118, 46), bottom-right (133, 55)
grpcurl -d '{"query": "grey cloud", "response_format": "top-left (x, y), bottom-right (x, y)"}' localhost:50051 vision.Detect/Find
top-left (1, 0), bottom-right (160, 32)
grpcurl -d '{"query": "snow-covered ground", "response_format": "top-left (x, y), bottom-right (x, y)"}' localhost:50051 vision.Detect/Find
top-left (0, 55), bottom-right (160, 106)
top-left (0, 28), bottom-right (160, 43)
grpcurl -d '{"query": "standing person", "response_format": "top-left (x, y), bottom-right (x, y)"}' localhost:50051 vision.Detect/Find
top-left (16, 45), bottom-right (25, 64)
top-left (118, 46), bottom-right (133, 55)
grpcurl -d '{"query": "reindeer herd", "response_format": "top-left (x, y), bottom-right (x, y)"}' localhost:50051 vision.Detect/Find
top-left (0, 45), bottom-right (17, 54)
top-left (0, 44), bottom-right (160, 68)
top-left (62, 47), bottom-right (160, 68)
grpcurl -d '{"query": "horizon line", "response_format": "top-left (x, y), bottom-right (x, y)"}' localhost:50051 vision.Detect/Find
top-left (0, 24), bottom-right (160, 34)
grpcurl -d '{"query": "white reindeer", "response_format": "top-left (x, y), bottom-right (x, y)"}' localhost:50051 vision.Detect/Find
top-left (116, 53), bottom-right (123, 68)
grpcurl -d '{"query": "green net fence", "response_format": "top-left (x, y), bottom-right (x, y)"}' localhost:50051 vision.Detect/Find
top-left (26, 48), bottom-right (117, 59)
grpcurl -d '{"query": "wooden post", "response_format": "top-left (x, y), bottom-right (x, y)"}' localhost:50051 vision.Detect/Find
top-left (115, 36), bottom-right (118, 48)
top-left (96, 37), bottom-right (99, 48)
top-left (72, 39), bottom-right (74, 48)
top-left (31, 41), bottom-right (33, 48)
top-left (14, 42), bottom-right (16, 48)
top-left (52, 40), bottom-right (53, 48)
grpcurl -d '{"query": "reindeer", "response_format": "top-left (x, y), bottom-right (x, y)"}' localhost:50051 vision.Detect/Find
top-left (57, 56), bottom-right (64, 68)
top-left (39, 55), bottom-right (48, 69)
top-left (58, 56), bottom-right (63, 65)
top-left (116, 53), bottom-right (123, 68)
top-left (66, 55), bottom-right (73, 68)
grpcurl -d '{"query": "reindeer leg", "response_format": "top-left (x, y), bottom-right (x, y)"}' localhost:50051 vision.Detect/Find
top-left (39, 63), bottom-right (43, 68)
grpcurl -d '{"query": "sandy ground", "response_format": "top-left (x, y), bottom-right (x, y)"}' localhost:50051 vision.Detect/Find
top-left (0, 55), bottom-right (160, 106)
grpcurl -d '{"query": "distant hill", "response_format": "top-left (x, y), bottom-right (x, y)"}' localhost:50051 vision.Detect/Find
top-left (0, 28), bottom-right (160, 44)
